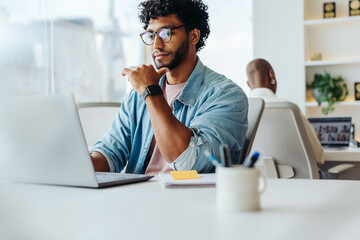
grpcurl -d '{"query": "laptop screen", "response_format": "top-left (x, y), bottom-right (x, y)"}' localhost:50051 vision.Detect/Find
top-left (308, 117), bottom-right (352, 147)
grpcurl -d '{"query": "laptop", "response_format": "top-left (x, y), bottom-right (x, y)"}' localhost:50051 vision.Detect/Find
top-left (308, 117), bottom-right (352, 148)
top-left (0, 94), bottom-right (153, 188)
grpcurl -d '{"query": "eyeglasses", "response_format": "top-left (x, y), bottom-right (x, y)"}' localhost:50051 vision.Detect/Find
top-left (139, 25), bottom-right (185, 45)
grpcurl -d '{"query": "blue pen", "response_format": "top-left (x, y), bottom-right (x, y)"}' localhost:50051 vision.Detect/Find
top-left (204, 150), bottom-right (223, 167)
top-left (242, 152), bottom-right (260, 168)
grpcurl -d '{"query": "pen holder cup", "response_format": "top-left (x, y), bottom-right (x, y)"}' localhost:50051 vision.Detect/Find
top-left (216, 166), bottom-right (266, 212)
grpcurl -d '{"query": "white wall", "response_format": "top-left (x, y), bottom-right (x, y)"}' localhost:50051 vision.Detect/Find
top-left (253, 0), bottom-right (305, 111)
top-left (199, 0), bottom-right (253, 93)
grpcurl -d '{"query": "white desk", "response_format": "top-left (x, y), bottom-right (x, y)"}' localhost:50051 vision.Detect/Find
top-left (1, 178), bottom-right (360, 240)
top-left (324, 147), bottom-right (360, 162)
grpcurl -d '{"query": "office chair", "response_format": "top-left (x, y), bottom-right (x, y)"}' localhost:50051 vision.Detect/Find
top-left (238, 98), bottom-right (265, 164)
top-left (251, 101), bottom-right (354, 179)
top-left (77, 102), bottom-right (121, 147)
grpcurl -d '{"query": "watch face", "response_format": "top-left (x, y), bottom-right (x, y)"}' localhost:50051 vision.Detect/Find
top-left (143, 84), bottom-right (162, 99)
top-left (147, 84), bottom-right (162, 94)
top-left (351, 0), bottom-right (360, 9)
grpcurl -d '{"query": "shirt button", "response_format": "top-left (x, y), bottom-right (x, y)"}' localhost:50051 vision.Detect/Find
top-left (190, 142), bottom-right (195, 147)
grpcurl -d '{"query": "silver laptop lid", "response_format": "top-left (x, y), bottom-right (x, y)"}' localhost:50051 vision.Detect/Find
top-left (0, 94), bottom-right (99, 187)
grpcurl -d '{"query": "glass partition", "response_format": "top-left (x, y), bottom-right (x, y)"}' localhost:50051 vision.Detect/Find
top-left (0, 0), bottom-right (253, 101)
top-left (0, 0), bottom-right (143, 102)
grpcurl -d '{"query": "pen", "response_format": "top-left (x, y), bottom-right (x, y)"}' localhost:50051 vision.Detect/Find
top-left (242, 152), bottom-right (260, 168)
top-left (219, 144), bottom-right (231, 167)
top-left (204, 150), bottom-right (223, 168)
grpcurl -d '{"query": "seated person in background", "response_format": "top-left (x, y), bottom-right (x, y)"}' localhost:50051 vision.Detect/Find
top-left (90, 0), bottom-right (248, 175)
top-left (246, 58), bottom-right (326, 174)
top-left (341, 125), bottom-right (349, 133)
top-left (327, 134), bottom-right (335, 142)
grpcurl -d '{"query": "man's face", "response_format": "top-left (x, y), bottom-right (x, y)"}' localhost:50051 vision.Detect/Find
top-left (147, 14), bottom-right (190, 70)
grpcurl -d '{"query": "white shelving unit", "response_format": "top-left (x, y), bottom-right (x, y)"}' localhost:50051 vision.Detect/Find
top-left (305, 101), bottom-right (360, 107)
top-left (304, 0), bottom-right (360, 140)
top-left (304, 15), bottom-right (360, 26)
top-left (253, 0), bottom-right (360, 140)
top-left (304, 1), bottom-right (360, 100)
top-left (305, 58), bottom-right (360, 67)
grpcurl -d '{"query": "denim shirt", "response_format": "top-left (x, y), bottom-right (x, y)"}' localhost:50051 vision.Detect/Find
top-left (92, 58), bottom-right (248, 174)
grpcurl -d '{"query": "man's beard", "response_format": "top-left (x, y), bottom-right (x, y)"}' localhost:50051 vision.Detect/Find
top-left (153, 38), bottom-right (189, 70)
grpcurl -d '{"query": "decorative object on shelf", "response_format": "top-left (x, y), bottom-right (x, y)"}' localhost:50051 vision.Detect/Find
top-left (355, 82), bottom-right (360, 100)
top-left (307, 71), bottom-right (349, 115)
top-left (349, 0), bottom-right (360, 16)
top-left (310, 53), bottom-right (322, 61)
top-left (324, 2), bottom-right (336, 18)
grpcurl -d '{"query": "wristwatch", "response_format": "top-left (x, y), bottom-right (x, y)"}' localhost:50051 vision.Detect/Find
top-left (142, 84), bottom-right (163, 100)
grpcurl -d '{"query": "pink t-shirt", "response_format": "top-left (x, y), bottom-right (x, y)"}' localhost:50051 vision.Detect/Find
top-left (145, 81), bottom-right (186, 176)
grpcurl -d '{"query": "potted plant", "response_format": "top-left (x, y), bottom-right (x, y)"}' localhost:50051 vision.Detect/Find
top-left (307, 71), bottom-right (348, 115)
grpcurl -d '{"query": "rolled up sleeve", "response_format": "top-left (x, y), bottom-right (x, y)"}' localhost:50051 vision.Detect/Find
top-left (90, 148), bottom-right (116, 172)
top-left (187, 86), bottom-right (248, 173)
top-left (168, 136), bottom-right (197, 171)
top-left (91, 93), bottom-right (134, 173)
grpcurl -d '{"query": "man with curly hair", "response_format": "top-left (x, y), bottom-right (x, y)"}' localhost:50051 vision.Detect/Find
top-left (90, 0), bottom-right (248, 175)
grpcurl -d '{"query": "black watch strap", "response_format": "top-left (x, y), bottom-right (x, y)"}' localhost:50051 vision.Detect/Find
top-left (142, 84), bottom-right (163, 100)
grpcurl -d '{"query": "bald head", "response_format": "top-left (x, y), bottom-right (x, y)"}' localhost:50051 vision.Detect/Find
top-left (246, 58), bottom-right (277, 93)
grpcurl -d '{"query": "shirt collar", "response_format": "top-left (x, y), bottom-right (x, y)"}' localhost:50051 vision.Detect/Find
top-left (248, 88), bottom-right (277, 99)
top-left (159, 57), bottom-right (205, 107)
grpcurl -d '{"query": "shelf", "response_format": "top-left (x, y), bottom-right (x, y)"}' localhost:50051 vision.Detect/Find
top-left (305, 58), bottom-right (360, 67)
top-left (304, 15), bottom-right (360, 27)
top-left (305, 101), bottom-right (360, 107)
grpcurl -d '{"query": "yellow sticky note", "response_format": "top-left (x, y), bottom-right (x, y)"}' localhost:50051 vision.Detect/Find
top-left (170, 170), bottom-right (200, 180)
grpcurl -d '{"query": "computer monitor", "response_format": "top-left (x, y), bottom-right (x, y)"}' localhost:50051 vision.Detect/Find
top-left (308, 117), bottom-right (352, 148)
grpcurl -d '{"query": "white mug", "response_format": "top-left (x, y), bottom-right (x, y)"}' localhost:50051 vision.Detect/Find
top-left (216, 166), bottom-right (266, 212)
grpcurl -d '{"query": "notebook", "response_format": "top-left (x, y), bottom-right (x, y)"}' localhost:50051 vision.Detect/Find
top-left (158, 173), bottom-right (215, 188)
top-left (308, 117), bottom-right (352, 148)
top-left (0, 94), bottom-right (153, 188)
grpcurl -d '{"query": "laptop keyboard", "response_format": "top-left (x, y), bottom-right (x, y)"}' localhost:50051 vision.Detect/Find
top-left (95, 172), bottom-right (146, 183)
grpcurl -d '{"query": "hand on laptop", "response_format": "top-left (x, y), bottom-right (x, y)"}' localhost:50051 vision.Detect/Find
top-left (90, 152), bottom-right (110, 172)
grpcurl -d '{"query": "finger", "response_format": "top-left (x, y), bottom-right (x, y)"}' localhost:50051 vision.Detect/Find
top-left (121, 68), bottom-right (130, 76)
top-left (121, 66), bottom-right (138, 76)
top-left (157, 67), bottom-right (169, 76)
top-left (129, 66), bottom-right (138, 71)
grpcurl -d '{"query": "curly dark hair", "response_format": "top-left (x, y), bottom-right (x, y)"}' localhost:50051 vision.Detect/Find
top-left (138, 0), bottom-right (210, 52)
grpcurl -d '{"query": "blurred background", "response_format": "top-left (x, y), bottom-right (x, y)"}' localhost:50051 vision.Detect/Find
top-left (0, 0), bottom-right (253, 103)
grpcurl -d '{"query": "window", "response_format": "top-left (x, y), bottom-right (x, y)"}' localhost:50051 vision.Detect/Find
top-left (0, 0), bottom-right (253, 101)
top-left (0, 0), bottom-right (143, 102)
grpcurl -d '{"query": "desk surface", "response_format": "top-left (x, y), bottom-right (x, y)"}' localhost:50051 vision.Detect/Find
top-left (1, 178), bottom-right (360, 240)
top-left (324, 146), bottom-right (360, 162)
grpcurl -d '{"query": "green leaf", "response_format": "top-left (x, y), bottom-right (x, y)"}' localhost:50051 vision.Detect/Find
top-left (309, 70), bottom-right (348, 115)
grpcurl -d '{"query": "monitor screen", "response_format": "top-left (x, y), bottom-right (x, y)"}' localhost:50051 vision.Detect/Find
top-left (308, 117), bottom-right (352, 147)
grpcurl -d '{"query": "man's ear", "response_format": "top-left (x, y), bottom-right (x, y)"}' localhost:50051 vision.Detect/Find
top-left (190, 28), bottom-right (201, 45)
top-left (269, 69), bottom-right (275, 80)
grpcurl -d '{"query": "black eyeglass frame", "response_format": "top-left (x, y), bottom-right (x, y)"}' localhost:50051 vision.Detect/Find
top-left (139, 25), bottom-right (185, 45)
